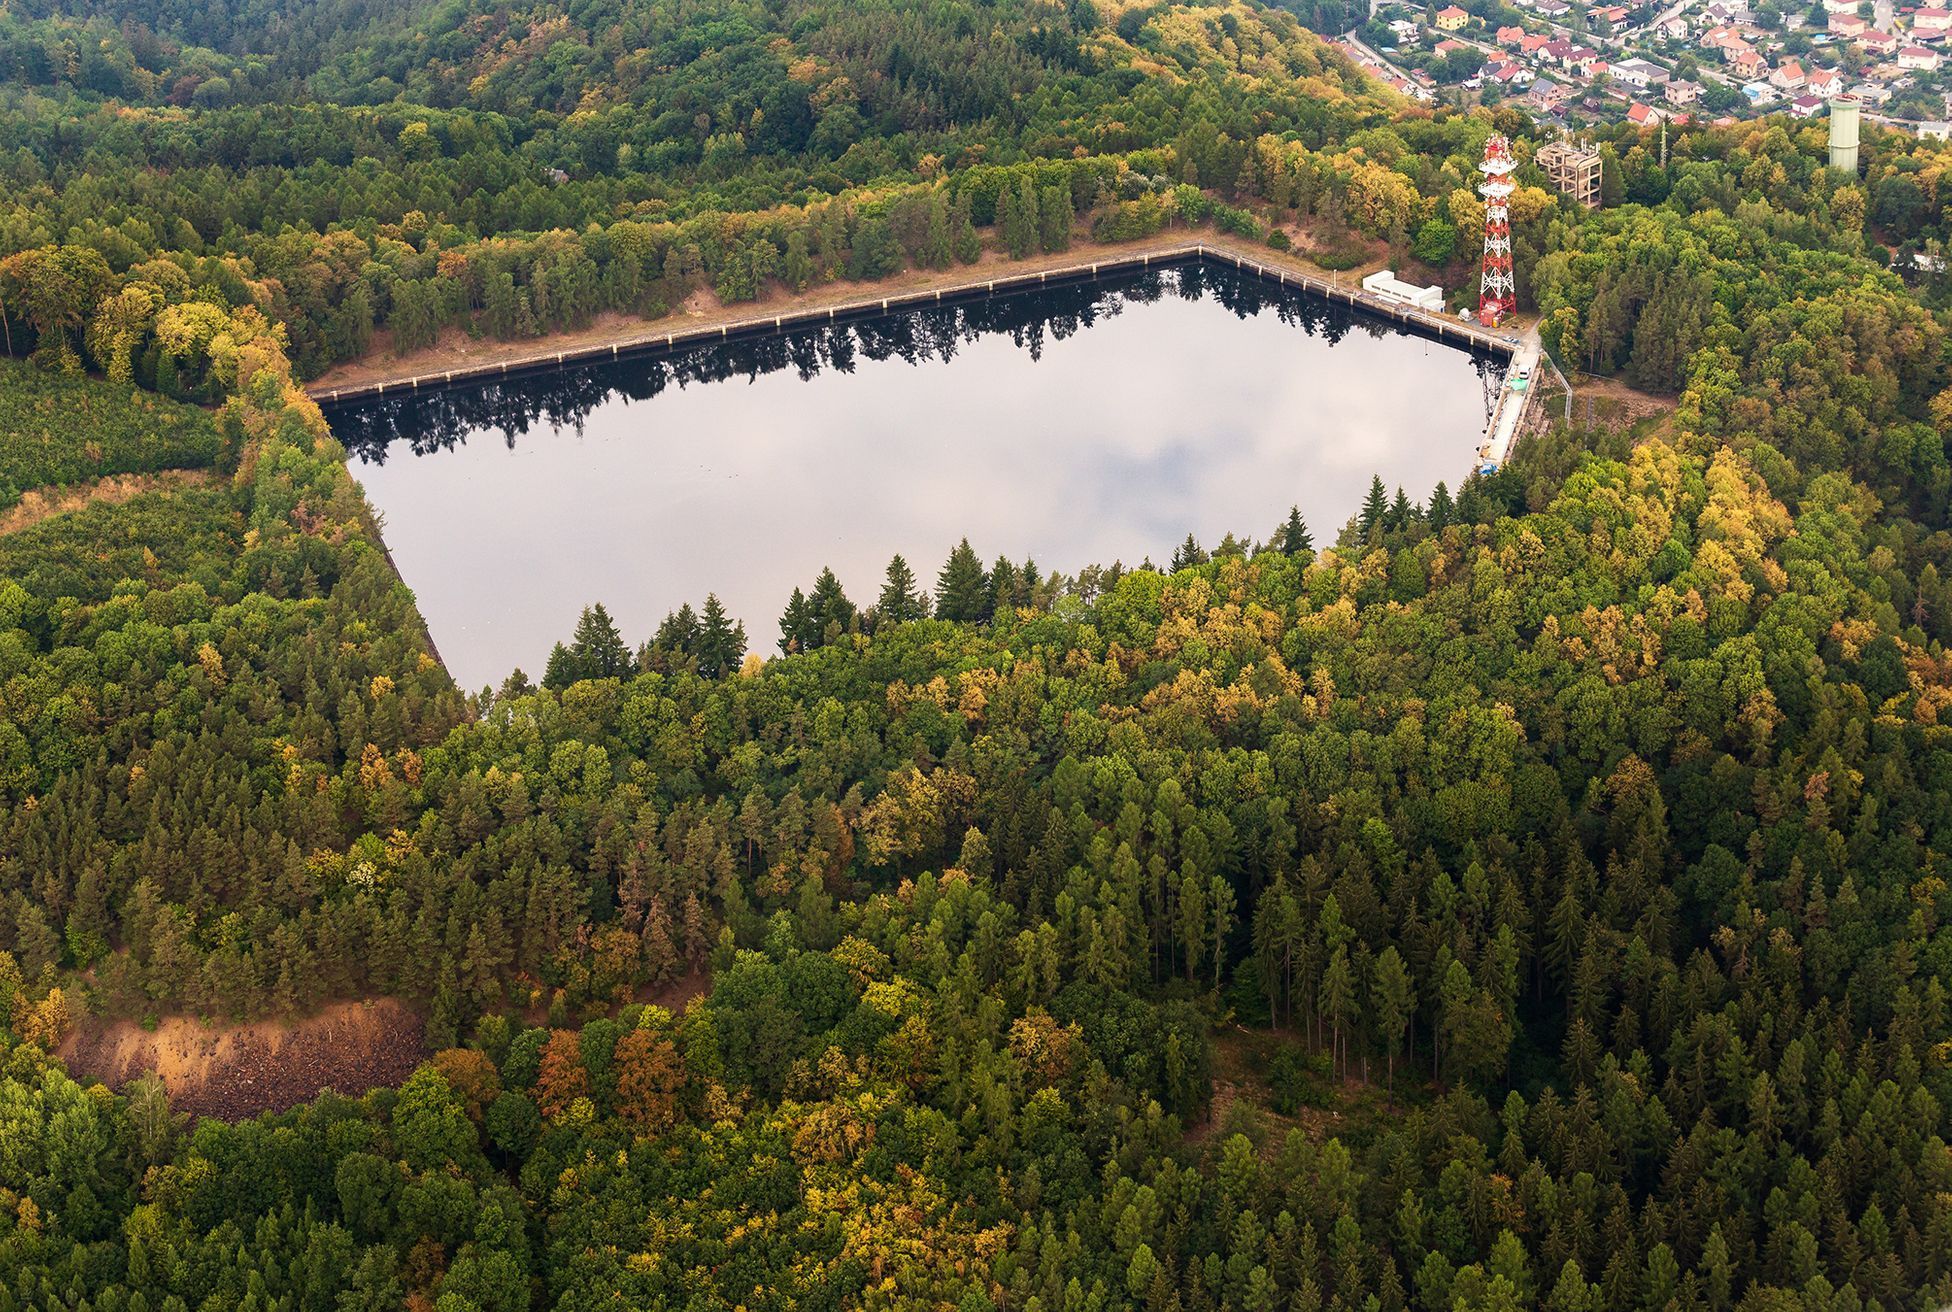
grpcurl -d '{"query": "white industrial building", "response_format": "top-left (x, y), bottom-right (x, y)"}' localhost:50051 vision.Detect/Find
top-left (1361, 270), bottom-right (1445, 312)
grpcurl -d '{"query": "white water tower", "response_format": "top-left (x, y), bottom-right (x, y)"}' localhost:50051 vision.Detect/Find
top-left (1829, 95), bottom-right (1861, 174)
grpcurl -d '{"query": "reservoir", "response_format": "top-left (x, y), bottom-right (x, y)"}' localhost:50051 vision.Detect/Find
top-left (329, 260), bottom-right (1504, 691)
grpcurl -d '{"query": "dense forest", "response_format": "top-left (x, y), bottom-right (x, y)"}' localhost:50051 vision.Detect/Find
top-left (5, 0), bottom-right (1952, 1310)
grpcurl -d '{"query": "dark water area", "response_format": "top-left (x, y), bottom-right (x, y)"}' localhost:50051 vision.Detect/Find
top-left (330, 261), bottom-right (1504, 690)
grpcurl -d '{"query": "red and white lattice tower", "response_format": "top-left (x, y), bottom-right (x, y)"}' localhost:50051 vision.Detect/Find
top-left (1476, 135), bottom-right (1517, 327)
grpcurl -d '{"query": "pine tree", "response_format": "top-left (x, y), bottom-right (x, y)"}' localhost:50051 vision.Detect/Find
top-left (1371, 945), bottom-right (1415, 1098)
top-left (807, 567), bottom-right (856, 644)
top-left (878, 554), bottom-right (924, 624)
top-left (1276, 505), bottom-right (1314, 555)
top-left (696, 594), bottom-right (746, 678)
top-left (925, 192), bottom-right (954, 270)
top-left (936, 538), bottom-right (992, 622)
top-left (1360, 475), bottom-right (1389, 538)
top-left (990, 556), bottom-right (1020, 616)
top-left (1007, 176), bottom-right (1040, 258)
top-left (541, 641), bottom-right (579, 690)
top-left (1428, 481), bottom-right (1454, 529)
top-left (995, 184), bottom-right (1021, 258)
top-left (1171, 533), bottom-right (1208, 572)
top-left (952, 190), bottom-right (982, 264)
top-left (568, 603), bottom-right (632, 679)
top-left (1039, 183), bottom-right (1072, 253)
top-left (778, 587), bottom-right (812, 654)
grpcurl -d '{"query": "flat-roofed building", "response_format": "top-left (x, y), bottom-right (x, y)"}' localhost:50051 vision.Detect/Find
top-left (1536, 138), bottom-right (1604, 208)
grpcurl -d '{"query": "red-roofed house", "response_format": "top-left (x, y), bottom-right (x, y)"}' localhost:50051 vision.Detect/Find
top-left (1730, 46), bottom-right (1767, 77)
top-left (1435, 37), bottom-right (1471, 53)
top-left (1788, 94), bottom-right (1826, 116)
top-left (1625, 102), bottom-right (1662, 124)
top-left (1859, 29), bottom-right (1900, 54)
top-left (1829, 12), bottom-right (1868, 36)
top-left (1915, 7), bottom-right (1952, 33)
top-left (1805, 65), bottom-right (1843, 95)
top-left (1521, 31), bottom-right (1553, 52)
top-left (1901, 43), bottom-right (1943, 67)
top-left (1770, 57), bottom-right (1807, 88)
top-left (1496, 23), bottom-right (1526, 44)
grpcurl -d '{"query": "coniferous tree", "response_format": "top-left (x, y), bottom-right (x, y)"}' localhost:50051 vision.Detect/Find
top-left (542, 642), bottom-right (577, 690)
top-left (1276, 506), bottom-right (1314, 555)
top-left (991, 556), bottom-right (1021, 616)
top-left (696, 594), bottom-right (746, 678)
top-left (778, 587), bottom-right (812, 654)
top-left (1428, 481), bottom-right (1454, 529)
top-left (878, 554), bottom-right (924, 624)
top-left (936, 539), bottom-right (991, 622)
top-left (807, 567), bottom-right (856, 645)
top-left (1360, 475), bottom-right (1389, 538)
top-left (569, 603), bottom-right (632, 680)
top-left (952, 191), bottom-right (982, 264)
top-left (1170, 534), bottom-right (1208, 572)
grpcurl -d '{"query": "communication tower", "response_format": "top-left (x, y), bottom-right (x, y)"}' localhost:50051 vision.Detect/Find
top-left (1477, 135), bottom-right (1518, 327)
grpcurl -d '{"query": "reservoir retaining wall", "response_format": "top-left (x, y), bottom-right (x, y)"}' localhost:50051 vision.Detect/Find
top-left (310, 239), bottom-right (1518, 409)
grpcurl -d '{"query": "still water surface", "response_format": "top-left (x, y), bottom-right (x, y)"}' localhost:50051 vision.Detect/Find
top-left (331, 262), bottom-right (1502, 691)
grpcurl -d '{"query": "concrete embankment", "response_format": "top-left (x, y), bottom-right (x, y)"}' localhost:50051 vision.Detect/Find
top-left (308, 235), bottom-right (1517, 408)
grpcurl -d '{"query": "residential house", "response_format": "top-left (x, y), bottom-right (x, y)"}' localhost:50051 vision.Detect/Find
top-left (1521, 31), bottom-right (1553, 53)
top-left (1821, 0), bottom-right (1858, 13)
top-left (1828, 13), bottom-right (1868, 37)
top-left (1859, 29), bottom-right (1900, 56)
top-left (1610, 56), bottom-right (1671, 88)
top-left (1591, 4), bottom-right (1631, 23)
top-left (1388, 17), bottom-right (1420, 39)
top-left (1914, 7), bottom-right (1952, 34)
top-left (1852, 80), bottom-right (1893, 103)
top-left (1659, 16), bottom-right (1692, 38)
top-left (1901, 43), bottom-right (1943, 68)
top-left (1918, 120), bottom-right (1952, 139)
top-left (1625, 101), bottom-right (1663, 124)
top-left (1435, 5), bottom-right (1470, 31)
top-left (1788, 94), bottom-right (1826, 115)
top-left (1805, 65), bottom-right (1843, 95)
top-left (1731, 45), bottom-right (1768, 78)
top-left (1770, 57), bottom-right (1807, 89)
top-left (1702, 0), bottom-right (1751, 21)
top-left (1666, 77), bottom-right (1703, 103)
top-left (1527, 77), bottom-right (1571, 109)
top-left (1495, 23), bottom-right (1526, 44)
top-left (1741, 79), bottom-right (1778, 103)
top-left (1699, 24), bottom-right (1745, 51)
top-left (1435, 37), bottom-right (1471, 53)
top-left (1534, 0), bottom-right (1571, 18)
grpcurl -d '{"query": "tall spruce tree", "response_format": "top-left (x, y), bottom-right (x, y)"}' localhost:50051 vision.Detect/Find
top-left (1276, 506), bottom-right (1313, 555)
top-left (807, 567), bottom-right (856, 645)
top-left (936, 538), bottom-right (991, 622)
top-left (1360, 475), bottom-right (1389, 538)
top-left (696, 594), bottom-right (745, 678)
top-left (778, 587), bottom-right (812, 654)
top-left (878, 554), bottom-right (924, 624)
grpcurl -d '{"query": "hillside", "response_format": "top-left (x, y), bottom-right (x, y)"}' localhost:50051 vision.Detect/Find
top-left (3, 0), bottom-right (1952, 1309)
